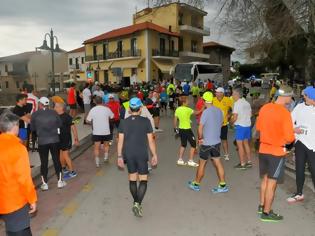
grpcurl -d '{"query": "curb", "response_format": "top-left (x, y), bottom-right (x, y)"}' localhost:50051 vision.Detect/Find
top-left (32, 134), bottom-right (93, 188)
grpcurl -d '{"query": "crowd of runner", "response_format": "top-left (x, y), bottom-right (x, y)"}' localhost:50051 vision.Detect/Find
top-left (0, 78), bottom-right (315, 235)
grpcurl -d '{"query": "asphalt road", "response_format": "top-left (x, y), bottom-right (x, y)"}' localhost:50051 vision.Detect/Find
top-left (20, 114), bottom-right (315, 236)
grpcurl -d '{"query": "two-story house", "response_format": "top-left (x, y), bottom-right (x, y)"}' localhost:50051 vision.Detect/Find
top-left (84, 22), bottom-right (179, 85)
top-left (67, 46), bottom-right (87, 82)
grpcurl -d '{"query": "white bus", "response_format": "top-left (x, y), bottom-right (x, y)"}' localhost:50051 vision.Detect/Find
top-left (173, 62), bottom-right (223, 85)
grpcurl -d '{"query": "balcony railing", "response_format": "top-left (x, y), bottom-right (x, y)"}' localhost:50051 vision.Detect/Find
top-left (85, 49), bottom-right (141, 62)
top-left (8, 71), bottom-right (29, 78)
top-left (108, 49), bottom-right (141, 59)
top-left (152, 49), bottom-right (179, 57)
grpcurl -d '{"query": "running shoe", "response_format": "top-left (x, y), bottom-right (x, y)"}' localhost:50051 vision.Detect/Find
top-left (132, 202), bottom-right (142, 217)
top-left (211, 185), bottom-right (229, 193)
top-left (155, 128), bottom-right (163, 132)
top-left (260, 211), bottom-right (283, 222)
top-left (40, 183), bottom-right (49, 191)
top-left (245, 162), bottom-right (253, 168)
top-left (57, 180), bottom-right (67, 189)
top-left (287, 193), bottom-right (304, 203)
top-left (148, 166), bottom-right (153, 172)
top-left (96, 157), bottom-right (100, 167)
top-left (188, 181), bottom-right (201, 191)
top-left (258, 205), bottom-right (264, 214)
top-left (234, 163), bottom-right (247, 170)
top-left (224, 154), bottom-right (230, 161)
top-left (68, 171), bottom-right (77, 179)
top-left (63, 173), bottom-right (71, 181)
top-left (62, 168), bottom-right (70, 175)
top-left (177, 159), bottom-right (186, 166)
top-left (187, 160), bottom-right (199, 167)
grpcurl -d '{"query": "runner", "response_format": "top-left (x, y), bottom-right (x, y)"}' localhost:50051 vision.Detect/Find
top-left (0, 111), bottom-right (37, 236)
top-left (183, 81), bottom-right (191, 96)
top-left (287, 86), bottom-right (315, 203)
top-left (174, 96), bottom-right (199, 167)
top-left (168, 88), bottom-right (176, 113)
top-left (256, 85), bottom-right (295, 222)
top-left (146, 91), bottom-right (162, 132)
top-left (93, 84), bottom-right (105, 98)
top-left (82, 83), bottom-right (92, 124)
top-left (86, 96), bottom-right (114, 167)
top-left (188, 92), bottom-right (229, 193)
top-left (12, 94), bottom-right (31, 147)
top-left (213, 87), bottom-right (233, 161)
top-left (54, 103), bottom-right (79, 180)
top-left (67, 82), bottom-right (77, 118)
top-left (230, 86), bottom-right (252, 169)
top-left (106, 94), bottom-right (121, 143)
top-left (159, 87), bottom-right (168, 114)
top-left (31, 97), bottom-right (66, 190)
top-left (117, 97), bottom-right (158, 217)
top-left (191, 82), bottom-right (200, 104)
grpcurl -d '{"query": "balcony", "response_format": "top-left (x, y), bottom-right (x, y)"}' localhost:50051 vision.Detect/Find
top-left (7, 70), bottom-right (29, 79)
top-left (85, 54), bottom-right (105, 62)
top-left (69, 64), bottom-right (83, 71)
top-left (179, 51), bottom-right (210, 59)
top-left (179, 24), bottom-right (210, 36)
top-left (152, 49), bottom-right (179, 59)
top-left (108, 49), bottom-right (141, 60)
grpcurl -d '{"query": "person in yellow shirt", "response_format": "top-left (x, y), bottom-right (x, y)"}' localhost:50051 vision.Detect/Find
top-left (191, 83), bottom-right (200, 104)
top-left (213, 87), bottom-right (233, 160)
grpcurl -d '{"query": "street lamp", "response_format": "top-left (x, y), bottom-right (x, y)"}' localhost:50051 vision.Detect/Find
top-left (36, 29), bottom-right (63, 95)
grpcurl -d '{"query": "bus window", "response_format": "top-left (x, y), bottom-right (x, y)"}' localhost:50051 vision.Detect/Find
top-left (196, 64), bottom-right (222, 74)
top-left (174, 64), bottom-right (193, 81)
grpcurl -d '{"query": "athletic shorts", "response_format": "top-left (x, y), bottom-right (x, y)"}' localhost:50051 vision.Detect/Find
top-left (125, 155), bottom-right (149, 175)
top-left (160, 102), bottom-right (167, 109)
top-left (259, 153), bottom-right (286, 182)
top-left (69, 103), bottom-right (77, 109)
top-left (92, 134), bottom-right (111, 143)
top-left (199, 144), bottom-right (221, 160)
top-left (84, 104), bottom-right (91, 113)
top-left (220, 125), bottom-right (228, 140)
top-left (59, 138), bottom-right (72, 151)
top-left (0, 204), bottom-right (30, 232)
top-left (235, 125), bottom-right (251, 141)
top-left (149, 108), bottom-right (160, 117)
top-left (18, 128), bottom-right (28, 141)
top-left (179, 129), bottom-right (196, 148)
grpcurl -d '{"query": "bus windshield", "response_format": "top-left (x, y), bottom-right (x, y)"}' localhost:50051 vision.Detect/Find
top-left (196, 64), bottom-right (222, 74)
top-left (174, 64), bottom-right (193, 82)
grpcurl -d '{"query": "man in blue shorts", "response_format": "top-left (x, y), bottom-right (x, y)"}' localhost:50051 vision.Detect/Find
top-left (231, 86), bottom-right (252, 169)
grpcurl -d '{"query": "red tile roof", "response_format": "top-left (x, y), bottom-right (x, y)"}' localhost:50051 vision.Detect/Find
top-left (84, 22), bottom-right (180, 44)
top-left (68, 46), bottom-right (85, 53)
top-left (203, 41), bottom-right (235, 51)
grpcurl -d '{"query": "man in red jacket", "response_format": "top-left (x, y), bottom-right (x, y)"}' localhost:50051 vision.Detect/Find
top-left (106, 94), bottom-right (121, 144)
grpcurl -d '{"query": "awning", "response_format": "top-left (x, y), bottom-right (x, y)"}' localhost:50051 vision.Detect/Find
top-left (90, 61), bottom-right (113, 70)
top-left (111, 59), bottom-right (143, 69)
top-left (152, 59), bottom-right (174, 73)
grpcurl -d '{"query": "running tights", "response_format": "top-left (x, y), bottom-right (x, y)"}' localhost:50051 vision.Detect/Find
top-left (38, 142), bottom-right (62, 183)
top-left (129, 180), bottom-right (148, 204)
top-left (7, 227), bottom-right (32, 236)
top-left (295, 141), bottom-right (315, 194)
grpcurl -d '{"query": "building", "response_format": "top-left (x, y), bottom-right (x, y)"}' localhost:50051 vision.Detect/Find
top-left (67, 46), bottom-right (87, 83)
top-left (83, 2), bottom-right (210, 84)
top-left (203, 41), bottom-right (235, 80)
top-left (0, 51), bottom-right (68, 94)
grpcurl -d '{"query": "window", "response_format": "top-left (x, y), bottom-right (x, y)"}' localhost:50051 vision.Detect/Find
top-left (5, 81), bottom-right (9, 88)
top-left (131, 68), bottom-right (137, 75)
top-left (191, 40), bottom-right (197, 52)
top-left (179, 37), bottom-right (183, 51)
top-left (93, 45), bottom-right (97, 60)
top-left (104, 70), bottom-right (109, 84)
top-left (69, 58), bottom-right (73, 65)
top-left (81, 57), bottom-right (84, 64)
top-left (16, 81), bottom-right (20, 88)
top-left (171, 40), bottom-right (175, 52)
top-left (179, 13), bottom-right (183, 25)
top-left (5, 64), bottom-right (8, 72)
top-left (117, 41), bottom-right (123, 58)
top-left (131, 38), bottom-right (137, 56)
top-left (75, 58), bottom-right (79, 69)
top-left (103, 43), bottom-right (108, 60)
top-left (160, 38), bottom-right (166, 55)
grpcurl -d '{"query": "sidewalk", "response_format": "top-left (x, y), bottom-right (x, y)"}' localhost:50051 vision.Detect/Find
top-left (30, 113), bottom-right (92, 178)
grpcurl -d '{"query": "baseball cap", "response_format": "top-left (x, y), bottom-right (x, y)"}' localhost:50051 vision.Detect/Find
top-left (129, 97), bottom-right (143, 109)
top-left (303, 86), bottom-right (315, 100)
top-left (108, 94), bottom-right (115, 99)
top-left (202, 91), bottom-right (214, 103)
top-left (215, 87), bottom-right (225, 93)
top-left (39, 97), bottom-right (50, 106)
top-left (278, 85), bottom-right (294, 97)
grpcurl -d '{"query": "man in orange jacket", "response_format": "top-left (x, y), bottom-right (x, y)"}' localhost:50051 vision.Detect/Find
top-left (0, 110), bottom-right (37, 235)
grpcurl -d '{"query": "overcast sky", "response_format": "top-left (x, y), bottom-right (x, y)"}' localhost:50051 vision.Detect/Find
top-left (0, 0), bottom-right (239, 59)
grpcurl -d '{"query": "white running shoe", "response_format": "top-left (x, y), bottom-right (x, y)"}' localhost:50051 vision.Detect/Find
top-left (187, 160), bottom-right (199, 167)
top-left (57, 180), bottom-right (67, 189)
top-left (96, 157), bottom-right (100, 167)
top-left (155, 128), bottom-right (163, 132)
top-left (41, 183), bottom-right (49, 191)
top-left (287, 194), bottom-right (304, 203)
top-left (104, 156), bottom-right (109, 162)
top-left (224, 154), bottom-right (230, 161)
top-left (177, 159), bottom-right (186, 166)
